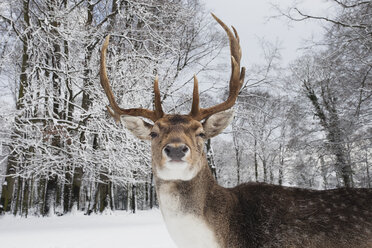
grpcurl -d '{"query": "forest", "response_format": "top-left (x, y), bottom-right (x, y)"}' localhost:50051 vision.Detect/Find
top-left (0, 0), bottom-right (371, 217)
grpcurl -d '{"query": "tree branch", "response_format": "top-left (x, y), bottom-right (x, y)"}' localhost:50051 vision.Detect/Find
top-left (292, 7), bottom-right (368, 30)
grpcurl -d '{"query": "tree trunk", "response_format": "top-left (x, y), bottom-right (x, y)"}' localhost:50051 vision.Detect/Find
top-left (98, 180), bottom-right (110, 213)
top-left (71, 4), bottom-right (95, 212)
top-left (304, 81), bottom-right (354, 187)
top-left (0, 159), bottom-right (16, 214)
top-left (17, 0), bottom-right (30, 109)
top-left (13, 177), bottom-right (22, 216)
top-left (44, 175), bottom-right (57, 216)
top-left (37, 178), bottom-right (47, 215)
top-left (328, 132), bottom-right (353, 188)
top-left (28, 178), bottom-right (34, 214)
top-left (278, 144), bottom-right (284, 186)
top-left (233, 132), bottom-right (241, 184)
top-left (263, 159), bottom-right (267, 183)
top-left (145, 181), bottom-right (149, 208)
top-left (150, 172), bottom-right (154, 209)
top-left (320, 155), bottom-right (328, 190)
top-left (269, 163), bottom-right (274, 184)
top-left (206, 139), bottom-right (217, 179)
top-left (71, 166), bottom-right (83, 210)
top-left (63, 170), bottom-right (72, 213)
top-left (254, 139), bottom-right (258, 182)
top-left (365, 149), bottom-right (370, 188)
top-left (22, 179), bottom-right (29, 217)
top-left (131, 183), bottom-right (137, 214)
top-left (126, 183), bottom-right (130, 211)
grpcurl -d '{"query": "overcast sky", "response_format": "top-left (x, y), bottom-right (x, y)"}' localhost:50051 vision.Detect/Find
top-left (201, 0), bottom-right (332, 66)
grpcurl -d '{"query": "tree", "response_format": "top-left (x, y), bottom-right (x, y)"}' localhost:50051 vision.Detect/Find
top-left (0, 0), bottom-right (226, 215)
top-left (280, 0), bottom-right (372, 188)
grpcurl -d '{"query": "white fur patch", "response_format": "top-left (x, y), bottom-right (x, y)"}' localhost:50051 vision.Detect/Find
top-left (158, 184), bottom-right (220, 248)
top-left (165, 214), bottom-right (220, 248)
top-left (156, 161), bottom-right (199, 181)
top-left (156, 148), bottom-right (199, 181)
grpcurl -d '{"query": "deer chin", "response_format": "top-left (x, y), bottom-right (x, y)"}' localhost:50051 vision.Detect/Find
top-left (156, 160), bottom-right (199, 181)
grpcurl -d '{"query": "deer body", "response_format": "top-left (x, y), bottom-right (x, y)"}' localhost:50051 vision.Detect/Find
top-left (154, 142), bottom-right (372, 248)
top-left (99, 14), bottom-right (372, 248)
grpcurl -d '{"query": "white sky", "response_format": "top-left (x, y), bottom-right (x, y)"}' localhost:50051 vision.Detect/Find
top-left (201, 0), bottom-right (332, 66)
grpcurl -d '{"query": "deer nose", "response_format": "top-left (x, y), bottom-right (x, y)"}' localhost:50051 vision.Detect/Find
top-left (163, 144), bottom-right (189, 161)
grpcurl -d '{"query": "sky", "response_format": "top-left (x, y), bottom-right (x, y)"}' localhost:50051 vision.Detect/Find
top-left (201, 0), bottom-right (332, 67)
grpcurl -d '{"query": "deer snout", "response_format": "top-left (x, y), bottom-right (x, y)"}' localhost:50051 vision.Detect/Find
top-left (163, 144), bottom-right (189, 161)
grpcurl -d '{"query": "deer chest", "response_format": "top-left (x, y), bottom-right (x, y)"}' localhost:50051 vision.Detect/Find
top-left (158, 184), bottom-right (221, 248)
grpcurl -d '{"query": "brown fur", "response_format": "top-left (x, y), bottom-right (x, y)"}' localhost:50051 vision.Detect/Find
top-left (120, 113), bottom-right (372, 248)
top-left (156, 157), bottom-right (372, 248)
top-left (148, 115), bottom-right (372, 248)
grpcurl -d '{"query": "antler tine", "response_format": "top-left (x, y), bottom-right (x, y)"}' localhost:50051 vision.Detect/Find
top-left (190, 75), bottom-right (200, 117)
top-left (153, 75), bottom-right (164, 119)
top-left (189, 14), bottom-right (246, 121)
top-left (100, 35), bottom-right (164, 123)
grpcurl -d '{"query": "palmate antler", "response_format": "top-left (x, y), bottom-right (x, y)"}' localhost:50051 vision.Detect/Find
top-left (100, 14), bottom-right (245, 122)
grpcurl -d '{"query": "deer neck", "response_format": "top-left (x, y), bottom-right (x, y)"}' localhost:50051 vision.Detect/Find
top-left (155, 159), bottom-right (215, 215)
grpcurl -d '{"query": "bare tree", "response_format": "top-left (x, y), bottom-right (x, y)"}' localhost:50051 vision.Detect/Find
top-left (280, 0), bottom-right (372, 188)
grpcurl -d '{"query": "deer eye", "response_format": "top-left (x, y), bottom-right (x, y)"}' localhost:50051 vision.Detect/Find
top-left (150, 132), bottom-right (158, 139)
top-left (197, 132), bottom-right (206, 138)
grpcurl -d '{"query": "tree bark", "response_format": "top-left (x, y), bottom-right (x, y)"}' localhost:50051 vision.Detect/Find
top-left (278, 144), bottom-right (284, 186)
top-left (13, 177), bottom-right (22, 216)
top-left (0, 159), bottom-right (16, 214)
top-left (44, 175), bottom-right (57, 216)
top-left (131, 183), bottom-right (137, 214)
top-left (254, 139), bottom-right (258, 182)
top-left (22, 179), bottom-right (29, 217)
top-left (262, 159), bottom-right (267, 183)
top-left (150, 172), bottom-right (155, 209)
top-left (365, 149), bottom-right (370, 188)
top-left (63, 169), bottom-right (72, 213)
top-left (71, 166), bottom-right (83, 210)
top-left (233, 132), bottom-right (241, 184)
top-left (304, 80), bottom-right (353, 187)
top-left (206, 139), bottom-right (217, 179)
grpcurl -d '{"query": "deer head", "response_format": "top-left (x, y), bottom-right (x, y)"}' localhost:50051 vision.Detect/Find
top-left (100, 14), bottom-right (245, 181)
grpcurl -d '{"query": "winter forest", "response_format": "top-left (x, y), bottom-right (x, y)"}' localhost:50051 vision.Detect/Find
top-left (0, 0), bottom-right (371, 218)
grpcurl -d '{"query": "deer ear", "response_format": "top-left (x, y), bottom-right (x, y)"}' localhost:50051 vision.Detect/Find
top-left (202, 109), bottom-right (234, 139)
top-left (122, 116), bottom-right (153, 140)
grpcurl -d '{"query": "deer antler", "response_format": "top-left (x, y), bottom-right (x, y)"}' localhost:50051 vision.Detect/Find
top-left (100, 15), bottom-right (244, 123)
top-left (100, 35), bottom-right (164, 122)
top-left (189, 14), bottom-right (246, 121)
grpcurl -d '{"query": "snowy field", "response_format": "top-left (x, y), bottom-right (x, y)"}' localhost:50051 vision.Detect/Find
top-left (0, 210), bottom-right (176, 248)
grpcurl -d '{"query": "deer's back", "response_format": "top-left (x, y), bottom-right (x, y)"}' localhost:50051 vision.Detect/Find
top-left (224, 183), bottom-right (372, 248)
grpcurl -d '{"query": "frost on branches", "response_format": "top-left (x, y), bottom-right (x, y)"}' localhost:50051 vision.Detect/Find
top-left (0, 0), bottom-right (224, 216)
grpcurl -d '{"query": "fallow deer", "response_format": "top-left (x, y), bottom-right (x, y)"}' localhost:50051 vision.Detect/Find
top-left (100, 14), bottom-right (372, 248)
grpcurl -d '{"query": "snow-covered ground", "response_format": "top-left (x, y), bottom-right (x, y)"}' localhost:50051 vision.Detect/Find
top-left (0, 210), bottom-right (176, 248)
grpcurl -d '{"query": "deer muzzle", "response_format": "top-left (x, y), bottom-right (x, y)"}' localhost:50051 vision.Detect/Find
top-left (163, 144), bottom-right (189, 161)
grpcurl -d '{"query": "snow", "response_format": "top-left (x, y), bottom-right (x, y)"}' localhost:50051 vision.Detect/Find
top-left (0, 210), bottom-right (176, 248)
